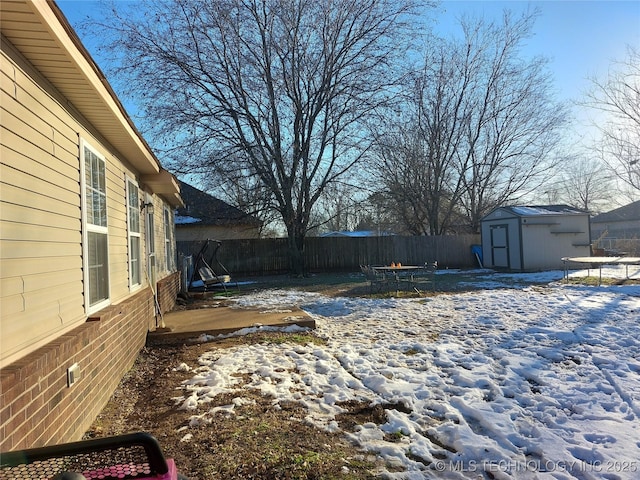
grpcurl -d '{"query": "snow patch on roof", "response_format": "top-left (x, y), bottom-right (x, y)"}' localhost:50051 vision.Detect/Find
top-left (175, 215), bottom-right (202, 224)
top-left (512, 206), bottom-right (555, 216)
top-left (510, 206), bottom-right (585, 216)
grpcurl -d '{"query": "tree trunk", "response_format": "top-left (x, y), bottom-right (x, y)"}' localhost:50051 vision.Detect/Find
top-left (287, 231), bottom-right (306, 277)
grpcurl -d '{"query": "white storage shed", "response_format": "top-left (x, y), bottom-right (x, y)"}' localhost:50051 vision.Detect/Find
top-left (481, 205), bottom-right (591, 271)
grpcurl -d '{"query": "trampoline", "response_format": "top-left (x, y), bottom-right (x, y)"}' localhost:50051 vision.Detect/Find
top-left (561, 256), bottom-right (640, 285)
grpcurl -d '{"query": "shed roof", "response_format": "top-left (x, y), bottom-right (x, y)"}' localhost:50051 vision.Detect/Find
top-left (486, 205), bottom-right (588, 219)
top-left (591, 200), bottom-right (640, 224)
top-left (176, 181), bottom-right (262, 227)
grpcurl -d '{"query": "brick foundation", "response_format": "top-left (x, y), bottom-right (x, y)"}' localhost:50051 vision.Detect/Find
top-left (156, 271), bottom-right (180, 318)
top-left (0, 286), bottom-right (157, 452)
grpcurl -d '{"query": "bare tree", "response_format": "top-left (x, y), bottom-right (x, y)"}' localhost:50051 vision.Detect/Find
top-left (313, 182), bottom-right (362, 234)
top-left (455, 11), bottom-right (568, 232)
top-left (584, 46), bottom-right (640, 191)
top-left (559, 157), bottom-right (613, 213)
top-left (353, 192), bottom-right (402, 234)
top-left (372, 122), bottom-right (459, 235)
top-left (371, 34), bottom-right (478, 235)
top-left (372, 9), bottom-right (567, 234)
top-left (88, 0), bottom-right (428, 274)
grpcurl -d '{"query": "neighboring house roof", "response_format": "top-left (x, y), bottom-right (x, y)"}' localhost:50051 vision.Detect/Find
top-left (320, 230), bottom-right (395, 237)
top-left (484, 205), bottom-right (588, 220)
top-left (591, 200), bottom-right (640, 224)
top-left (0, 0), bottom-right (182, 207)
top-left (176, 181), bottom-right (262, 227)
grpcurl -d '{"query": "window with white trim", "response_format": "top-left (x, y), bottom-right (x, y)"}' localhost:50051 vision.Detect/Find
top-left (164, 206), bottom-right (174, 271)
top-left (127, 178), bottom-right (142, 288)
top-left (81, 141), bottom-right (110, 311)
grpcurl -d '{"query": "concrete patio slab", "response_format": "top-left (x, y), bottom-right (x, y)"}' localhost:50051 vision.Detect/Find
top-left (147, 304), bottom-right (315, 344)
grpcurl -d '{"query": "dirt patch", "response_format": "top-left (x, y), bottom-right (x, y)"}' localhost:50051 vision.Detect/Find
top-left (84, 333), bottom-right (392, 479)
top-left (83, 273), bottom-right (404, 478)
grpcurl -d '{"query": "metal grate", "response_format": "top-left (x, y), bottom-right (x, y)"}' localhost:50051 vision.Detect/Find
top-left (0, 433), bottom-right (169, 480)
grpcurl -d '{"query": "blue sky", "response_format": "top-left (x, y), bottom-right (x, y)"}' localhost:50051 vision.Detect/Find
top-left (433, 1), bottom-right (639, 103)
top-left (57, 0), bottom-right (639, 108)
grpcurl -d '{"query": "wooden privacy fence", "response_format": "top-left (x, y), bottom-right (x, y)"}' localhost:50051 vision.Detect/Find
top-left (177, 235), bottom-right (481, 276)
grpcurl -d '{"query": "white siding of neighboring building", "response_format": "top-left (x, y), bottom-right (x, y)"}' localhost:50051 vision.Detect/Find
top-left (520, 215), bottom-right (590, 270)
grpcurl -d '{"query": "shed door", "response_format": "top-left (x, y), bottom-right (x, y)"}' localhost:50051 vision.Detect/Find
top-left (490, 224), bottom-right (510, 268)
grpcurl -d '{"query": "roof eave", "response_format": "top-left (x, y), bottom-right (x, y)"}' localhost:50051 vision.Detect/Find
top-left (1, 1), bottom-right (162, 176)
top-left (141, 169), bottom-right (184, 208)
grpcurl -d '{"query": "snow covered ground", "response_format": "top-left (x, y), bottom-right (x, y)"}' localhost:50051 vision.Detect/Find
top-left (174, 266), bottom-right (640, 479)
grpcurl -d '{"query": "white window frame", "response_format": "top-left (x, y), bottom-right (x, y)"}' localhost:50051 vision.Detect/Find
top-left (164, 206), bottom-right (175, 272)
top-left (145, 192), bottom-right (156, 288)
top-left (126, 177), bottom-right (142, 290)
top-left (80, 139), bottom-right (110, 314)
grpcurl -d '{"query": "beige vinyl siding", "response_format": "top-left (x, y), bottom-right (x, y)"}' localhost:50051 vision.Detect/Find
top-left (1, 45), bottom-right (79, 161)
top-left (1, 46), bottom-right (86, 363)
top-left (0, 95), bottom-right (79, 163)
top-left (0, 255), bottom-right (81, 278)
top-left (1, 39), bottom-right (152, 364)
top-left (0, 201), bottom-right (79, 241)
top-left (2, 278), bottom-right (82, 318)
top-left (1, 149), bottom-right (79, 200)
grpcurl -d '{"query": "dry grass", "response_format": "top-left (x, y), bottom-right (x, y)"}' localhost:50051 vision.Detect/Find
top-left (84, 331), bottom-right (394, 479)
top-left (563, 276), bottom-right (640, 286)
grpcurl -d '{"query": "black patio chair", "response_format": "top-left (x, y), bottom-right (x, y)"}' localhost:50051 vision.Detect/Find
top-left (360, 264), bottom-right (389, 293)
